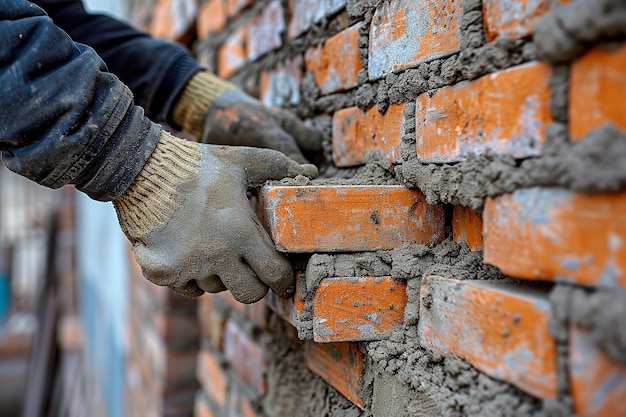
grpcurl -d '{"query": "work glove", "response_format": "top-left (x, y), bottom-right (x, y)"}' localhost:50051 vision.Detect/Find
top-left (172, 71), bottom-right (323, 164)
top-left (113, 131), bottom-right (318, 303)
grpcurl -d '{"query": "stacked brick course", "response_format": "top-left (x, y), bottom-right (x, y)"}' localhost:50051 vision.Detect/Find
top-left (127, 0), bottom-right (626, 416)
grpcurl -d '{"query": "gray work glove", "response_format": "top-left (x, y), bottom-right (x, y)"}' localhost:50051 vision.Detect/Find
top-left (172, 71), bottom-right (323, 164)
top-left (113, 131), bottom-right (318, 303)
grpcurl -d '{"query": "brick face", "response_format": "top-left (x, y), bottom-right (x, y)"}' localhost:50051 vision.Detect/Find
top-left (197, 0), bottom-right (227, 39)
top-left (261, 185), bottom-right (446, 252)
top-left (569, 43), bottom-right (626, 141)
top-left (570, 327), bottom-right (626, 417)
top-left (150, 0), bottom-right (198, 41)
top-left (332, 104), bottom-right (404, 167)
top-left (223, 319), bottom-right (267, 394)
top-left (415, 62), bottom-right (553, 163)
top-left (419, 276), bottom-right (558, 399)
top-left (368, 0), bottom-right (462, 80)
top-left (247, 0), bottom-right (285, 61)
top-left (217, 26), bottom-right (247, 78)
top-left (288, 0), bottom-right (347, 39)
top-left (452, 206), bottom-right (483, 251)
top-left (305, 23), bottom-right (362, 94)
top-left (197, 349), bottom-right (228, 408)
top-left (313, 276), bottom-right (407, 342)
top-left (483, 188), bottom-right (626, 288)
top-left (305, 341), bottom-right (365, 408)
top-left (260, 56), bottom-right (303, 108)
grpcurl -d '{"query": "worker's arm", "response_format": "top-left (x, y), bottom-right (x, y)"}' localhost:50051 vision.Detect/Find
top-left (0, 0), bottom-right (317, 302)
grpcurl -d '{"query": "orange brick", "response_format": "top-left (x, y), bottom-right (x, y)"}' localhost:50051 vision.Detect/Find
top-left (260, 185), bottom-right (446, 252)
top-left (194, 393), bottom-right (216, 417)
top-left (198, 295), bottom-right (226, 350)
top-left (415, 62), bottom-right (553, 163)
top-left (332, 104), bottom-right (404, 167)
top-left (452, 206), bottom-right (483, 251)
top-left (197, 0), bottom-right (226, 40)
top-left (368, 0), bottom-right (462, 79)
top-left (265, 274), bottom-right (305, 327)
top-left (227, 0), bottom-right (250, 17)
top-left (305, 341), bottom-right (365, 408)
top-left (217, 26), bottom-right (246, 79)
top-left (570, 326), bottom-right (626, 417)
top-left (260, 56), bottom-right (303, 108)
top-left (419, 275), bottom-right (558, 399)
top-left (305, 23), bottom-right (362, 94)
top-left (570, 44), bottom-right (626, 141)
top-left (483, 188), bottom-right (626, 288)
top-left (224, 319), bottom-right (266, 394)
top-left (483, 0), bottom-right (569, 42)
top-left (197, 349), bottom-right (227, 408)
top-left (247, 0), bottom-right (285, 61)
top-left (150, 0), bottom-right (198, 41)
top-left (288, 0), bottom-right (347, 39)
top-left (313, 276), bottom-right (406, 342)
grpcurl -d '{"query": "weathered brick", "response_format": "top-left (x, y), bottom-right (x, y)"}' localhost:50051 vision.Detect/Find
top-left (368, 0), bottom-right (462, 80)
top-left (483, 188), bottom-right (626, 288)
top-left (483, 0), bottom-right (569, 42)
top-left (452, 206), bottom-right (483, 251)
top-left (223, 319), bottom-right (266, 394)
top-left (260, 185), bottom-right (446, 252)
top-left (304, 341), bottom-right (365, 409)
top-left (332, 104), bottom-right (404, 167)
top-left (198, 295), bottom-right (226, 350)
top-left (415, 62), bottom-right (552, 163)
top-left (305, 23), bottom-right (362, 94)
top-left (570, 326), bottom-right (626, 417)
top-left (197, 0), bottom-right (226, 40)
top-left (227, 380), bottom-right (260, 417)
top-left (226, 0), bottom-right (250, 17)
top-left (155, 310), bottom-right (199, 343)
top-left (570, 43), bottom-right (626, 141)
top-left (313, 277), bottom-right (407, 342)
top-left (288, 0), bottom-right (347, 39)
top-left (150, 0), bottom-right (198, 41)
top-left (419, 275), bottom-right (558, 399)
top-left (265, 275), bottom-right (305, 327)
top-left (247, 0), bottom-right (285, 61)
top-left (194, 392), bottom-right (217, 417)
top-left (260, 56), bottom-right (303, 108)
top-left (217, 26), bottom-right (246, 78)
top-left (164, 349), bottom-right (198, 386)
top-left (196, 349), bottom-right (227, 408)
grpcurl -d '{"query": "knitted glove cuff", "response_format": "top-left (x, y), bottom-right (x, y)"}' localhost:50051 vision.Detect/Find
top-left (172, 71), bottom-right (237, 138)
top-left (113, 131), bottom-right (203, 240)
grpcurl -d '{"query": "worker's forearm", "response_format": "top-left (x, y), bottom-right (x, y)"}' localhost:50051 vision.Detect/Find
top-left (0, 0), bottom-right (159, 201)
top-left (34, 0), bottom-right (202, 124)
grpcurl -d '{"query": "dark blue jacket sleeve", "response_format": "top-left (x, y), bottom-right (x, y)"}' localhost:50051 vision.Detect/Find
top-left (0, 0), bottom-right (161, 201)
top-left (33, 0), bottom-right (202, 126)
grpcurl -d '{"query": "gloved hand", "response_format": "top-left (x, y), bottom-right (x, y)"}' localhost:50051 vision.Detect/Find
top-left (113, 131), bottom-right (318, 303)
top-left (172, 71), bottom-right (323, 164)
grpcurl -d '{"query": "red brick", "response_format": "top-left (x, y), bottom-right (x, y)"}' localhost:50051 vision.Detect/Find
top-left (194, 393), bottom-right (217, 417)
top-left (483, 188), bottom-right (626, 289)
top-left (305, 24), bottom-right (362, 94)
top-left (217, 26), bottom-right (247, 79)
top-left (483, 0), bottom-right (569, 42)
top-left (313, 277), bottom-right (407, 342)
top-left (570, 326), bottom-right (626, 417)
top-left (197, 349), bottom-right (228, 408)
top-left (154, 311), bottom-right (199, 342)
top-left (332, 104), bottom-right (404, 167)
top-left (247, 0), bottom-right (285, 61)
top-left (260, 185), bottom-right (446, 252)
top-left (452, 206), bottom-right (483, 251)
top-left (368, 0), bottom-right (462, 79)
top-left (223, 319), bottom-right (266, 394)
top-left (260, 56), bottom-right (303, 108)
top-left (226, 0), bottom-right (250, 17)
top-left (419, 275), bottom-right (558, 399)
top-left (415, 62), bottom-right (553, 163)
top-left (305, 341), bottom-right (365, 408)
top-left (150, 0), bottom-right (198, 41)
top-left (288, 0), bottom-right (347, 39)
top-left (265, 275), bottom-right (305, 328)
top-left (570, 43), bottom-right (626, 141)
top-left (227, 381), bottom-right (260, 417)
top-left (197, 0), bottom-right (226, 40)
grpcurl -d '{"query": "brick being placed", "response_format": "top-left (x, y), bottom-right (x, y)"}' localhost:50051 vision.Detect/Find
top-left (260, 185), bottom-right (445, 252)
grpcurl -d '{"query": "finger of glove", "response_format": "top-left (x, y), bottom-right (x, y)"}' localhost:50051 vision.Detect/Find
top-left (244, 214), bottom-right (295, 298)
top-left (218, 261), bottom-right (269, 304)
top-left (272, 108), bottom-right (324, 152)
top-left (196, 275), bottom-right (228, 293)
top-left (222, 147), bottom-right (318, 185)
top-left (171, 280), bottom-right (205, 298)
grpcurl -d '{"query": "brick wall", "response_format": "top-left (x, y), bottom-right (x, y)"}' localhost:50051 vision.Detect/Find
top-left (127, 0), bottom-right (626, 416)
